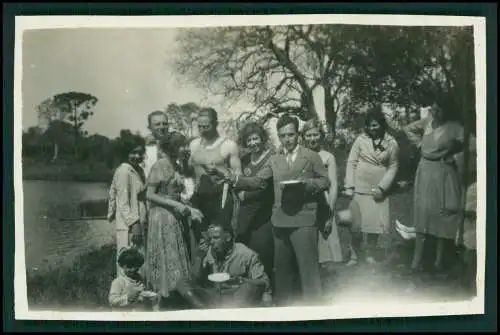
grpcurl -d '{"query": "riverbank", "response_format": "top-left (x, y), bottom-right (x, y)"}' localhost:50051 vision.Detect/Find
top-left (22, 159), bottom-right (113, 183)
top-left (27, 244), bottom-right (117, 311)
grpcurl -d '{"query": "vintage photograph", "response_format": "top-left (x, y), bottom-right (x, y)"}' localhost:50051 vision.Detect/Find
top-left (14, 14), bottom-right (486, 321)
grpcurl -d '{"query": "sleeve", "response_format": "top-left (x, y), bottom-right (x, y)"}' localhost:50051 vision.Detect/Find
top-left (403, 117), bottom-right (430, 148)
top-left (147, 159), bottom-right (175, 187)
top-left (108, 278), bottom-right (129, 307)
top-left (115, 166), bottom-right (140, 227)
top-left (344, 136), bottom-right (362, 189)
top-left (378, 139), bottom-right (400, 192)
top-left (247, 253), bottom-right (271, 293)
top-left (235, 157), bottom-right (273, 191)
top-left (308, 152), bottom-right (331, 194)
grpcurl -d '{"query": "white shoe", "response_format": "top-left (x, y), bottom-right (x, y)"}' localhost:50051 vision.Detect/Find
top-left (346, 259), bottom-right (358, 267)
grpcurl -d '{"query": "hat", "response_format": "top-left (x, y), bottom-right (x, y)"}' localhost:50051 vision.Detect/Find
top-left (336, 199), bottom-right (362, 231)
top-left (394, 219), bottom-right (416, 240)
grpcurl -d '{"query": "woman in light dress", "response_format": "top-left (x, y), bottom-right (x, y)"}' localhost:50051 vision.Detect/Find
top-left (301, 119), bottom-right (343, 266)
top-left (344, 107), bottom-right (399, 265)
top-left (403, 101), bottom-right (475, 275)
top-left (107, 135), bottom-right (147, 274)
top-left (144, 132), bottom-right (203, 306)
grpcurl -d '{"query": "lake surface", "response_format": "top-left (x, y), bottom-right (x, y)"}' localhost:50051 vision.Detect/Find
top-left (22, 180), bottom-right (115, 275)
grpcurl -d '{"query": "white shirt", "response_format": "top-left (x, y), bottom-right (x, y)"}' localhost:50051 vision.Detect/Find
top-left (142, 144), bottom-right (159, 179)
top-left (283, 145), bottom-right (300, 166)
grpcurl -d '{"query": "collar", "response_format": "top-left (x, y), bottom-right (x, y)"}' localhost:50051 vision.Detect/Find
top-left (282, 144), bottom-right (300, 156)
top-left (145, 134), bottom-right (158, 146)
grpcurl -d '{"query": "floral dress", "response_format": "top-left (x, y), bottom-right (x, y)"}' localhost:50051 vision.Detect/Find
top-left (144, 157), bottom-right (192, 298)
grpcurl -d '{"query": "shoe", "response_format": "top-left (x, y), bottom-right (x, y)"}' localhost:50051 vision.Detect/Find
top-left (365, 256), bottom-right (377, 264)
top-left (345, 259), bottom-right (358, 267)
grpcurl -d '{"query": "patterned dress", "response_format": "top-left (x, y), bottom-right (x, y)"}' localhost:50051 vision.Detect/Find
top-left (345, 133), bottom-right (400, 236)
top-left (145, 157), bottom-right (191, 298)
top-left (406, 117), bottom-right (466, 240)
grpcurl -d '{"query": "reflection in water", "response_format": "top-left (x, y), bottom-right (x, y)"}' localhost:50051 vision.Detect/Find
top-left (23, 180), bottom-right (115, 275)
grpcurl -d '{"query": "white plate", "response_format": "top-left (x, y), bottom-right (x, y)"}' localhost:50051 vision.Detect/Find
top-left (280, 180), bottom-right (302, 185)
top-left (208, 272), bottom-right (230, 283)
top-left (141, 290), bottom-right (158, 298)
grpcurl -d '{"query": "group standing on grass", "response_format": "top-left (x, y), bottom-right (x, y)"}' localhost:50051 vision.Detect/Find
top-left (105, 101), bottom-right (477, 311)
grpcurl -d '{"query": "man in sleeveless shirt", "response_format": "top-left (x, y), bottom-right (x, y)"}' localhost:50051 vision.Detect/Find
top-left (142, 111), bottom-right (169, 178)
top-left (188, 108), bottom-right (242, 249)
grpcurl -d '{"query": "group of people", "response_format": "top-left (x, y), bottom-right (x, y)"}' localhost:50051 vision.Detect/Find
top-left (106, 101), bottom-right (477, 311)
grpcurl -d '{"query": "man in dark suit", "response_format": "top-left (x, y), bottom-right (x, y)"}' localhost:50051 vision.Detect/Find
top-left (218, 114), bottom-right (330, 306)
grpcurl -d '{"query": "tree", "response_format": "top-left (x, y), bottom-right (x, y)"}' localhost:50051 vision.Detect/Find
top-left (174, 25), bottom-right (369, 140)
top-left (36, 97), bottom-right (64, 161)
top-left (164, 102), bottom-right (201, 138)
top-left (52, 92), bottom-right (98, 158)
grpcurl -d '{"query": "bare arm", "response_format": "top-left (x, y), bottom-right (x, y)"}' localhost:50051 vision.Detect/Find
top-left (146, 161), bottom-right (186, 213)
top-left (225, 140), bottom-right (242, 176)
top-left (402, 117), bottom-right (430, 148)
top-left (325, 154), bottom-right (338, 209)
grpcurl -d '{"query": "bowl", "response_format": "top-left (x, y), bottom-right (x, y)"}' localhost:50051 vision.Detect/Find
top-left (208, 272), bottom-right (230, 283)
top-left (141, 290), bottom-right (158, 298)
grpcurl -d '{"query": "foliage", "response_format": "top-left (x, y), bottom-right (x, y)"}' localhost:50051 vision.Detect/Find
top-left (173, 25), bottom-right (476, 146)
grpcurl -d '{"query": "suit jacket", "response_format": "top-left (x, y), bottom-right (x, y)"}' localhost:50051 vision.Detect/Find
top-left (235, 145), bottom-right (330, 228)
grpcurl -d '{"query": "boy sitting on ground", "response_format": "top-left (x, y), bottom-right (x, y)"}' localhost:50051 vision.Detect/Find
top-left (109, 247), bottom-right (159, 311)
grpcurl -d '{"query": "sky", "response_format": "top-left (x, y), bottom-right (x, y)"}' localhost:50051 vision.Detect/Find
top-left (21, 28), bottom-right (253, 138)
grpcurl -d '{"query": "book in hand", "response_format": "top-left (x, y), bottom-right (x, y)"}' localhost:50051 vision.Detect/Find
top-left (280, 180), bottom-right (306, 215)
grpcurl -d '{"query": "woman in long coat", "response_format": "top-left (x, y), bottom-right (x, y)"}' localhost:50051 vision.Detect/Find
top-left (344, 107), bottom-right (400, 265)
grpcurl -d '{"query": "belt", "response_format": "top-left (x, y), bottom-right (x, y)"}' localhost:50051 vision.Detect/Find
top-left (422, 155), bottom-right (455, 164)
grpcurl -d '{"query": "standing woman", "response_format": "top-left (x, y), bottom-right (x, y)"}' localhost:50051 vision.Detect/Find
top-left (301, 119), bottom-right (343, 265)
top-left (403, 100), bottom-right (474, 274)
top-left (145, 132), bottom-right (203, 304)
top-left (107, 135), bottom-right (148, 274)
top-left (344, 107), bottom-right (400, 265)
top-left (235, 121), bottom-right (275, 284)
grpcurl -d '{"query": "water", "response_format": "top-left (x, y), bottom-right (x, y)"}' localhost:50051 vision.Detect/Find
top-left (22, 180), bottom-right (115, 276)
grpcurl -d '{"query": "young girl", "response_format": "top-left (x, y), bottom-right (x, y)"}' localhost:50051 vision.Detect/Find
top-left (109, 247), bottom-right (159, 311)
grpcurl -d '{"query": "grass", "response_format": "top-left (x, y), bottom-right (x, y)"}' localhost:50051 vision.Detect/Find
top-left (27, 244), bottom-right (117, 311)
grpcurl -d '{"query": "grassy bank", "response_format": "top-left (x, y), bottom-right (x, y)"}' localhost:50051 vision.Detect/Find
top-left (27, 244), bottom-right (117, 311)
top-left (22, 159), bottom-right (114, 183)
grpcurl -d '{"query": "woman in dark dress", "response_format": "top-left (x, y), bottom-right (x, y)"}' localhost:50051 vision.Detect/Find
top-left (235, 122), bottom-right (275, 286)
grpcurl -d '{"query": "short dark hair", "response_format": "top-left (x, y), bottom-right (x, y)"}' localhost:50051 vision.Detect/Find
top-left (159, 131), bottom-right (188, 159)
top-left (208, 222), bottom-right (234, 239)
top-left (276, 114), bottom-right (299, 133)
top-left (120, 135), bottom-right (146, 162)
top-left (237, 121), bottom-right (269, 149)
top-left (364, 106), bottom-right (388, 133)
top-left (117, 248), bottom-right (145, 268)
top-left (148, 110), bottom-right (168, 126)
top-left (197, 107), bottom-right (218, 125)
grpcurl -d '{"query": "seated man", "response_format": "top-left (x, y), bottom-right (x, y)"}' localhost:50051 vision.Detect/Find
top-left (176, 223), bottom-right (272, 309)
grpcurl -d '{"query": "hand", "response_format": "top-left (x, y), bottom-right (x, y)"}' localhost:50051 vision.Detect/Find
top-left (372, 188), bottom-right (385, 202)
top-left (130, 222), bottom-right (143, 246)
top-left (322, 219), bottom-right (333, 239)
top-left (199, 237), bottom-right (210, 253)
top-left (127, 287), bottom-right (143, 303)
top-left (189, 207), bottom-right (204, 222)
top-left (343, 188), bottom-right (354, 197)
